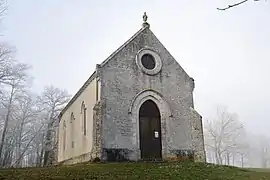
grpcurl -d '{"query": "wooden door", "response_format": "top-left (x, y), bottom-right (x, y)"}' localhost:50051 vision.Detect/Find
top-left (139, 100), bottom-right (162, 160)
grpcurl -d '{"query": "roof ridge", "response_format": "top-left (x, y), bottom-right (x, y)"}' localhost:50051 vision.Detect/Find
top-left (59, 71), bottom-right (96, 118)
top-left (59, 27), bottom-right (148, 119)
top-left (100, 26), bottom-right (147, 67)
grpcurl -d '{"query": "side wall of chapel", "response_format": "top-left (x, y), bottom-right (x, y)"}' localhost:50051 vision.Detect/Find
top-left (57, 76), bottom-right (101, 164)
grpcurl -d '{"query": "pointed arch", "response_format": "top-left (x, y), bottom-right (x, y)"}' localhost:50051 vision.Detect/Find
top-left (70, 112), bottom-right (74, 123)
top-left (70, 112), bottom-right (75, 148)
top-left (139, 99), bottom-right (162, 159)
top-left (81, 102), bottom-right (87, 136)
top-left (128, 89), bottom-right (172, 117)
top-left (129, 89), bottom-right (173, 159)
top-left (63, 120), bottom-right (66, 152)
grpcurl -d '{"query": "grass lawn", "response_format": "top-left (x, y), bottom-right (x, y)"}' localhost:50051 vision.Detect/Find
top-left (0, 162), bottom-right (270, 180)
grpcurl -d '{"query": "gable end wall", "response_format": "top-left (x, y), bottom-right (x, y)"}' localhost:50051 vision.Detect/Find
top-left (99, 27), bottom-right (205, 161)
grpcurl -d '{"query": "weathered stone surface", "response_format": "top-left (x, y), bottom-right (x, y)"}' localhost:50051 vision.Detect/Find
top-left (189, 107), bottom-right (206, 162)
top-left (98, 27), bottom-right (205, 162)
top-left (52, 122), bottom-right (60, 166)
top-left (102, 148), bottom-right (133, 162)
top-left (58, 152), bottom-right (92, 165)
top-left (91, 101), bottom-right (103, 160)
top-left (167, 149), bottom-right (195, 162)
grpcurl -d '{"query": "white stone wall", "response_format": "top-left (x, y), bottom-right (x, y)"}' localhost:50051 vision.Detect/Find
top-left (58, 76), bottom-right (100, 162)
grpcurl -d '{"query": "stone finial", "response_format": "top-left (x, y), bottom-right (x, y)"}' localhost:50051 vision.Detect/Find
top-left (143, 12), bottom-right (148, 22)
top-left (142, 12), bottom-right (150, 28)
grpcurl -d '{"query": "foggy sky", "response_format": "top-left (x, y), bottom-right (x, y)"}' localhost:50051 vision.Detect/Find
top-left (2, 0), bottom-right (270, 135)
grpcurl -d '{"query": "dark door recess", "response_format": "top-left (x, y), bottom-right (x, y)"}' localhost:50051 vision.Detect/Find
top-left (139, 100), bottom-right (162, 160)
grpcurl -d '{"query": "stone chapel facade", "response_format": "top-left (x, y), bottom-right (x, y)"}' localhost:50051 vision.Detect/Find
top-left (57, 14), bottom-right (206, 165)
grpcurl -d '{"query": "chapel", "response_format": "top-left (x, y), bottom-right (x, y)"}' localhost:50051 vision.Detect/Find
top-left (57, 13), bottom-right (206, 164)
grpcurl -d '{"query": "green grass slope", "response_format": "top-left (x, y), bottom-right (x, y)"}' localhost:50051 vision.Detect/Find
top-left (0, 162), bottom-right (270, 180)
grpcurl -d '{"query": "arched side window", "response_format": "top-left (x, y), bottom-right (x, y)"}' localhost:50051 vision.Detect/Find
top-left (70, 112), bottom-right (75, 123)
top-left (81, 102), bottom-right (87, 136)
top-left (63, 120), bottom-right (66, 151)
top-left (70, 113), bottom-right (75, 148)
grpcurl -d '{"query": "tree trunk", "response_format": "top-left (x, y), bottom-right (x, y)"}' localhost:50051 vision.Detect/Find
top-left (15, 114), bottom-right (26, 168)
top-left (43, 122), bottom-right (53, 166)
top-left (43, 110), bottom-right (55, 167)
top-left (241, 154), bottom-right (244, 168)
top-left (226, 151), bottom-right (230, 165)
top-left (0, 87), bottom-right (14, 165)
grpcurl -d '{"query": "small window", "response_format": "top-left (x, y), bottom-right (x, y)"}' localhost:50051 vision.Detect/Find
top-left (96, 79), bottom-right (100, 102)
top-left (70, 113), bottom-right (75, 123)
top-left (81, 102), bottom-right (87, 136)
top-left (70, 113), bottom-right (75, 149)
top-left (71, 141), bottom-right (75, 148)
top-left (141, 54), bottom-right (155, 70)
top-left (136, 48), bottom-right (162, 75)
top-left (63, 121), bottom-right (66, 151)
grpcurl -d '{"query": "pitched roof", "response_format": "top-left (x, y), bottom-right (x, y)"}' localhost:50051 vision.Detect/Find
top-left (59, 26), bottom-right (148, 119)
top-left (100, 26), bottom-right (147, 67)
top-left (59, 71), bottom-right (96, 118)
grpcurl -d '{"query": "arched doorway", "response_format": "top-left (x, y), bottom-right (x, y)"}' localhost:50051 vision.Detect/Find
top-left (139, 100), bottom-right (162, 160)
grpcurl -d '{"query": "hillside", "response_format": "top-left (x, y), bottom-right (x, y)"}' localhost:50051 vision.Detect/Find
top-left (0, 162), bottom-right (270, 180)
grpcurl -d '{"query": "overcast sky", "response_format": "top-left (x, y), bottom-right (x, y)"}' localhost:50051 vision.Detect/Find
top-left (1, 0), bottom-right (270, 135)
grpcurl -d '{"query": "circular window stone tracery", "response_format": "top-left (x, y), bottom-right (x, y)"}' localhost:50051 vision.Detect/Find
top-left (136, 48), bottom-right (162, 75)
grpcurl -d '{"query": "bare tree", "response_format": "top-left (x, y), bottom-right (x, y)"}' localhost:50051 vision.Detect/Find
top-left (0, 83), bottom-right (70, 168)
top-left (217, 0), bottom-right (262, 11)
top-left (0, 73), bottom-right (30, 166)
top-left (11, 122), bottom-right (45, 168)
top-left (204, 105), bottom-right (245, 165)
top-left (33, 125), bottom-right (46, 167)
top-left (0, 0), bottom-right (72, 168)
top-left (0, 0), bottom-right (7, 18)
top-left (10, 92), bottom-right (41, 167)
top-left (256, 135), bottom-right (270, 168)
top-left (0, 45), bottom-right (30, 88)
top-left (0, 0), bottom-right (7, 34)
top-left (232, 130), bottom-right (250, 167)
top-left (37, 86), bottom-right (70, 166)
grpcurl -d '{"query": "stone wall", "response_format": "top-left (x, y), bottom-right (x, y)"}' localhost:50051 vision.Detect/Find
top-left (189, 107), bottom-right (206, 162)
top-left (91, 101), bottom-right (103, 160)
top-left (58, 101), bottom-right (104, 165)
top-left (57, 26), bottom-right (205, 164)
top-left (99, 26), bottom-right (204, 161)
top-left (51, 119), bottom-right (60, 166)
top-left (58, 152), bottom-right (92, 165)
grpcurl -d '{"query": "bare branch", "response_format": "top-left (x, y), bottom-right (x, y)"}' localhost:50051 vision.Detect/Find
top-left (204, 105), bottom-right (246, 165)
top-left (11, 124), bottom-right (45, 167)
top-left (217, 0), bottom-right (261, 11)
top-left (37, 86), bottom-right (70, 166)
top-left (217, 0), bottom-right (249, 10)
top-left (0, 44), bottom-right (31, 90)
